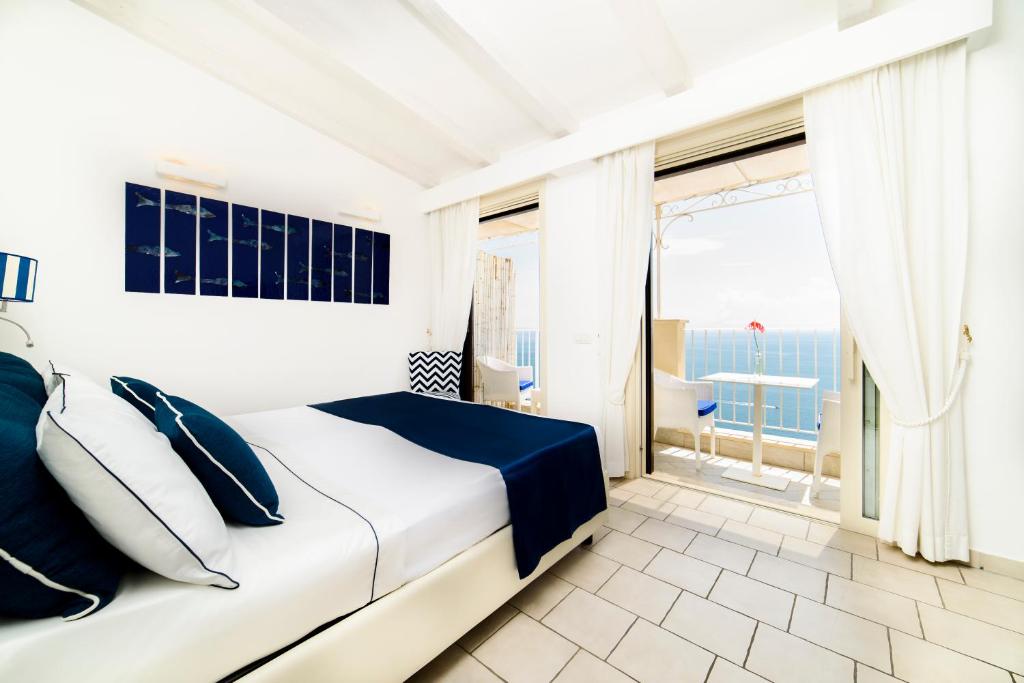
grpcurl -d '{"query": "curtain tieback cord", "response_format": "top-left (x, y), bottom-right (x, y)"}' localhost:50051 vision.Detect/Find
top-left (893, 325), bottom-right (973, 429)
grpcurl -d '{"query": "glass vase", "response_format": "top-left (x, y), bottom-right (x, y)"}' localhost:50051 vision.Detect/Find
top-left (754, 350), bottom-right (764, 375)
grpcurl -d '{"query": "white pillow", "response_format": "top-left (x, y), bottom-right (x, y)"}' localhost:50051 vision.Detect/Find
top-left (36, 367), bottom-right (238, 588)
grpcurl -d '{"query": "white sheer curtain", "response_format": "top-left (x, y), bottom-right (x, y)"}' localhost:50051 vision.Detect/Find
top-left (805, 41), bottom-right (970, 562)
top-left (597, 144), bottom-right (655, 478)
top-left (428, 198), bottom-right (479, 352)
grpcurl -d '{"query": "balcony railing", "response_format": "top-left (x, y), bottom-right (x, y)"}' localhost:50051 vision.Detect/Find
top-left (516, 328), bottom-right (540, 388)
top-left (685, 328), bottom-right (840, 441)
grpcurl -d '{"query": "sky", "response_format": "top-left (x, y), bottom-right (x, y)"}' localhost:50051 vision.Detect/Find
top-left (479, 179), bottom-right (839, 332)
top-left (656, 176), bottom-right (839, 330)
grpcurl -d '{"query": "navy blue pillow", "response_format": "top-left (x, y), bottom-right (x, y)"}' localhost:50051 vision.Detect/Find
top-left (155, 394), bottom-right (283, 526)
top-left (110, 376), bottom-right (162, 424)
top-left (0, 352), bottom-right (46, 407)
top-left (0, 385), bottom-right (125, 620)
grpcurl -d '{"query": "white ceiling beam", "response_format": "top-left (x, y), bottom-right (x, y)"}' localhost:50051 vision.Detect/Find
top-left (72, 0), bottom-right (465, 186)
top-left (399, 0), bottom-right (578, 137)
top-left (418, 0), bottom-right (991, 212)
top-left (250, 0), bottom-right (499, 167)
top-left (608, 0), bottom-right (691, 96)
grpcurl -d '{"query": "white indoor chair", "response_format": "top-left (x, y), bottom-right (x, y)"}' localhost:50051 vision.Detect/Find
top-left (476, 356), bottom-right (535, 412)
top-left (812, 390), bottom-right (841, 498)
top-left (653, 369), bottom-right (717, 471)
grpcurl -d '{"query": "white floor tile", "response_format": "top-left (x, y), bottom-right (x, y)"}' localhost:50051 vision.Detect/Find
top-left (605, 506), bottom-right (646, 533)
top-left (807, 522), bottom-right (877, 559)
top-left (607, 487), bottom-right (633, 507)
top-left (779, 536), bottom-right (852, 578)
top-left (408, 645), bottom-right (501, 682)
top-left (890, 630), bottom-right (1009, 683)
top-left (543, 588), bottom-right (636, 659)
top-left (789, 597), bottom-right (891, 672)
top-left (825, 575), bottom-right (922, 636)
top-left (553, 650), bottom-right (633, 683)
top-left (876, 542), bottom-right (964, 583)
top-left (918, 602), bottom-right (1024, 674)
top-left (653, 484), bottom-right (681, 501)
top-left (510, 572), bottom-right (574, 620)
top-left (608, 618), bottom-right (715, 683)
top-left (551, 548), bottom-right (619, 592)
top-left (669, 487), bottom-right (708, 509)
top-left (644, 547), bottom-right (721, 597)
top-left (699, 495), bottom-right (755, 522)
top-left (597, 566), bottom-right (680, 623)
top-left (458, 603), bottom-right (518, 652)
top-left (856, 663), bottom-right (900, 683)
top-left (666, 505), bottom-right (727, 535)
top-left (592, 530), bottom-right (661, 571)
top-left (632, 517), bottom-right (697, 553)
top-left (961, 567), bottom-right (1024, 602)
top-left (709, 571), bottom-right (794, 629)
top-left (662, 591), bottom-right (756, 665)
top-left (748, 552), bottom-right (826, 602)
top-left (717, 519), bottom-right (783, 554)
top-left (593, 525), bottom-right (611, 544)
top-left (707, 658), bottom-right (769, 683)
top-left (618, 478), bottom-right (666, 497)
top-left (746, 624), bottom-right (854, 683)
top-left (938, 577), bottom-right (1024, 633)
top-left (748, 507), bottom-right (810, 538)
top-left (621, 494), bottom-right (676, 520)
top-left (474, 613), bottom-right (578, 683)
top-left (686, 534), bottom-right (756, 574)
top-left (851, 555), bottom-right (941, 605)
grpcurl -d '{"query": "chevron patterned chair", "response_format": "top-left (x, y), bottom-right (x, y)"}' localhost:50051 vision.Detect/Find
top-left (408, 351), bottom-right (462, 400)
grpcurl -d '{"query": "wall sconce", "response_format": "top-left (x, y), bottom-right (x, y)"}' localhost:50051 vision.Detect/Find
top-left (0, 251), bottom-right (37, 348)
top-left (156, 160), bottom-right (227, 189)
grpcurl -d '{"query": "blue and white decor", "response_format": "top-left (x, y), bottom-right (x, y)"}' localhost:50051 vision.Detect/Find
top-left (121, 184), bottom-right (390, 305)
top-left (0, 252), bottom-right (37, 303)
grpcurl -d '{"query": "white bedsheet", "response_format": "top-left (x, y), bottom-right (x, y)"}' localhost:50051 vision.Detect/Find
top-left (0, 406), bottom-right (510, 683)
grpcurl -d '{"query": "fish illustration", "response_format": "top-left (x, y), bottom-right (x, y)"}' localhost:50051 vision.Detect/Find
top-left (172, 270), bottom-right (193, 284)
top-left (262, 223), bottom-right (296, 236)
top-left (203, 277), bottom-right (247, 288)
top-left (240, 214), bottom-right (257, 228)
top-left (135, 192), bottom-right (215, 218)
top-left (272, 272), bottom-right (323, 289)
top-left (334, 269), bottom-right (350, 278)
top-left (206, 229), bottom-right (271, 251)
top-left (127, 244), bottom-right (180, 257)
top-left (298, 261), bottom-right (332, 275)
top-left (355, 254), bottom-right (370, 262)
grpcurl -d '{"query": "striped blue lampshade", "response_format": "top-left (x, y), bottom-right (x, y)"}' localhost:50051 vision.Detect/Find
top-left (0, 252), bottom-right (38, 303)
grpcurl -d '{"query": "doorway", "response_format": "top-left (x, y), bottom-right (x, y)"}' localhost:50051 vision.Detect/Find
top-left (644, 139), bottom-right (843, 522)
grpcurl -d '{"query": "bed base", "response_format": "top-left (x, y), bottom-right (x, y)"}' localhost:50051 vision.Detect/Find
top-left (239, 511), bottom-right (607, 682)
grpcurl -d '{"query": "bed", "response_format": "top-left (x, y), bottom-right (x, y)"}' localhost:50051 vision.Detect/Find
top-left (0, 393), bottom-right (607, 682)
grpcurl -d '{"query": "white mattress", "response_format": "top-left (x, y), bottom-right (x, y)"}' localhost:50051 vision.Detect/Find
top-left (0, 406), bottom-right (510, 683)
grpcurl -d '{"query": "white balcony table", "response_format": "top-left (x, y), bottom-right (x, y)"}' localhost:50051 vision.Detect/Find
top-left (699, 372), bottom-right (819, 491)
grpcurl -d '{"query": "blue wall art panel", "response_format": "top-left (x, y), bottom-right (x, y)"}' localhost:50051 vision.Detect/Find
top-left (231, 204), bottom-right (259, 298)
top-left (333, 224), bottom-right (353, 303)
top-left (164, 190), bottom-right (197, 295)
top-left (353, 228), bottom-right (373, 304)
top-left (199, 197), bottom-right (229, 297)
top-left (372, 232), bottom-right (390, 305)
top-left (310, 220), bottom-right (333, 302)
top-left (286, 215), bottom-right (310, 300)
top-left (124, 182), bottom-right (162, 293)
top-left (260, 210), bottom-right (286, 300)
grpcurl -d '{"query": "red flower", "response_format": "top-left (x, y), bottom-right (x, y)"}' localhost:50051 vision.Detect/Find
top-left (747, 320), bottom-right (765, 333)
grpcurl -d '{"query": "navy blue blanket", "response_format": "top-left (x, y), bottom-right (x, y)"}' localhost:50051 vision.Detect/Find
top-left (312, 392), bottom-right (607, 578)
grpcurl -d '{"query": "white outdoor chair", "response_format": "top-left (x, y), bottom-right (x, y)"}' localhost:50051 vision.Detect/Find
top-left (812, 390), bottom-right (841, 498)
top-left (476, 356), bottom-right (535, 411)
top-left (653, 369), bottom-right (717, 471)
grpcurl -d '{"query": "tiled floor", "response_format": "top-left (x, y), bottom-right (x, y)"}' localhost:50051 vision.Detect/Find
top-left (652, 442), bottom-right (841, 523)
top-left (410, 477), bottom-right (1024, 683)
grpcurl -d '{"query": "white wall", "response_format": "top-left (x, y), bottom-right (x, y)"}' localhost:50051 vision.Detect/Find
top-left (0, 0), bottom-right (429, 415)
top-left (962, 0), bottom-right (1024, 563)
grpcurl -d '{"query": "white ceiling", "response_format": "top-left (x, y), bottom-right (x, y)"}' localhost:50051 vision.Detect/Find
top-left (75, 0), bottom-right (865, 187)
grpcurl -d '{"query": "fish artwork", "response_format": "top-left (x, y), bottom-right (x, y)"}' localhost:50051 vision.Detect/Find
top-left (135, 192), bottom-right (215, 218)
top-left (175, 271), bottom-right (246, 288)
top-left (240, 214), bottom-right (257, 228)
top-left (126, 244), bottom-right (180, 257)
top-left (263, 222), bottom-right (296, 236)
top-left (298, 261), bottom-right (332, 275)
top-left (273, 272), bottom-right (323, 289)
top-left (206, 229), bottom-right (271, 251)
